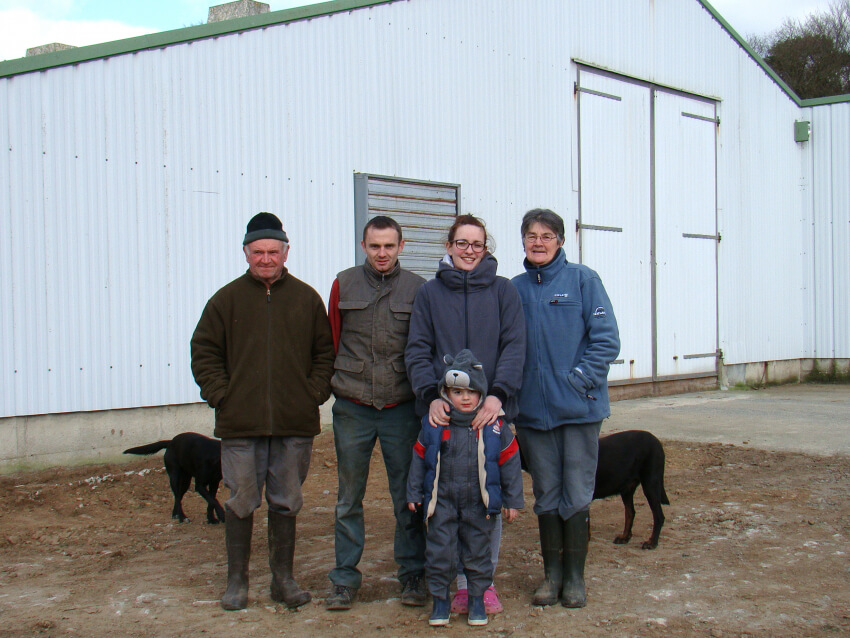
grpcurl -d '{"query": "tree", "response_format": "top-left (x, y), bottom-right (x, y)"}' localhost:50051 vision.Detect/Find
top-left (748, 0), bottom-right (850, 99)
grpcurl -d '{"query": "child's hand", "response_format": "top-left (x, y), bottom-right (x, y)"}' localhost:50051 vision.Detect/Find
top-left (408, 502), bottom-right (420, 512)
top-left (503, 508), bottom-right (518, 523)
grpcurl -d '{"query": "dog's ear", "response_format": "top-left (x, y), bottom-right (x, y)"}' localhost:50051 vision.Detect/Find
top-left (443, 353), bottom-right (454, 365)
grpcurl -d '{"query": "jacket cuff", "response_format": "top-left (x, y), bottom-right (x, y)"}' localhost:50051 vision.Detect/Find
top-left (423, 386), bottom-right (440, 404)
top-left (490, 387), bottom-right (508, 406)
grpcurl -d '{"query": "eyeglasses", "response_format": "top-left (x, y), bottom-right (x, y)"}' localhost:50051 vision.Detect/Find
top-left (523, 233), bottom-right (559, 244)
top-left (451, 239), bottom-right (487, 253)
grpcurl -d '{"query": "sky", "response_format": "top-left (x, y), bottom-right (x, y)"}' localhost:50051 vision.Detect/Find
top-left (0, 0), bottom-right (839, 63)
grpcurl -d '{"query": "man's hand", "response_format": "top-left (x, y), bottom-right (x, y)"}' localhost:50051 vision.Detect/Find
top-left (471, 395), bottom-right (502, 430)
top-left (503, 508), bottom-right (518, 523)
top-left (428, 398), bottom-right (451, 427)
top-left (408, 502), bottom-right (421, 512)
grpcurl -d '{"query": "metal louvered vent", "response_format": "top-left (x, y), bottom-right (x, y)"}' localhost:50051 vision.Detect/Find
top-left (354, 173), bottom-right (460, 279)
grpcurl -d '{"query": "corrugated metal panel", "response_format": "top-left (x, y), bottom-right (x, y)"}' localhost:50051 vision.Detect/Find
top-left (0, 78), bottom-right (16, 415)
top-left (828, 105), bottom-right (850, 358)
top-left (577, 70), bottom-right (653, 383)
top-left (1, 0), bottom-right (848, 417)
top-left (812, 102), bottom-right (850, 359)
top-left (355, 174), bottom-right (459, 278)
top-left (653, 91), bottom-right (718, 377)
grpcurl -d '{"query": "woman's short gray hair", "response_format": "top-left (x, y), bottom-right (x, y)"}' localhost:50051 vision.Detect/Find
top-left (521, 208), bottom-right (565, 242)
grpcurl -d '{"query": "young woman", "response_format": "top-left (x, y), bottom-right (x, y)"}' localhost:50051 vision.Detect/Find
top-left (405, 214), bottom-right (526, 614)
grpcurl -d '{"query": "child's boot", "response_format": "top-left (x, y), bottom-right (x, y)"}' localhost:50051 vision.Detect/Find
top-left (467, 595), bottom-right (488, 626)
top-left (429, 594), bottom-right (451, 626)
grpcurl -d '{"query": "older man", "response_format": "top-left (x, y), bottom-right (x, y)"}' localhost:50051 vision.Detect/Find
top-left (325, 216), bottom-right (427, 610)
top-left (191, 212), bottom-right (334, 611)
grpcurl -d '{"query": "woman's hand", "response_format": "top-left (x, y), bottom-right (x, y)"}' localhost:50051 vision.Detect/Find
top-left (471, 395), bottom-right (502, 430)
top-left (503, 508), bottom-right (518, 523)
top-left (428, 398), bottom-right (451, 427)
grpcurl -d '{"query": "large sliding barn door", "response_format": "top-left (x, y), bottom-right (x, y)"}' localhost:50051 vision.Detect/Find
top-left (577, 72), bottom-right (653, 382)
top-left (577, 67), bottom-right (718, 383)
top-left (653, 92), bottom-right (719, 377)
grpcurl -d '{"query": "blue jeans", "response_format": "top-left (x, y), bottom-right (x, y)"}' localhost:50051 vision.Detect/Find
top-left (516, 421), bottom-right (602, 519)
top-left (329, 398), bottom-right (426, 589)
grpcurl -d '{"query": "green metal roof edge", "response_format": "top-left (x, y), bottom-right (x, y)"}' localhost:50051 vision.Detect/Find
top-left (0, 0), bottom-right (396, 79)
top-left (698, 0), bottom-right (850, 107)
top-left (4, 0), bottom-right (849, 105)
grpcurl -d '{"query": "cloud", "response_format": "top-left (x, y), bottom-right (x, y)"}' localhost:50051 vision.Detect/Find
top-left (0, 8), bottom-right (155, 62)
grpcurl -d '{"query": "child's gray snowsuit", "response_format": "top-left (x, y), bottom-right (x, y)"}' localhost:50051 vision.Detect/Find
top-left (406, 349), bottom-right (524, 598)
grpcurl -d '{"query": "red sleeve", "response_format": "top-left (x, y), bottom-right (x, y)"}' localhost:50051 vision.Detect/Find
top-left (328, 278), bottom-right (342, 354)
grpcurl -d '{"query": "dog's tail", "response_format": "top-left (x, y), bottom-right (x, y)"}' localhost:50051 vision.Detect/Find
top-left (123, 441), bottom-right (170, 456)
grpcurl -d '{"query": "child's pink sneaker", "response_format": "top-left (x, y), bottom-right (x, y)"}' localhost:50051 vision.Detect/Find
top-left (450, 588), bottom-right (468, 613)
top-left (483, 585), bottom-right (503, 614)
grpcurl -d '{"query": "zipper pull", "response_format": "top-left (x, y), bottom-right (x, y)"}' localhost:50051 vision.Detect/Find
top-left (267, 288), bottom-right (271, 303)
top-left (536, 271), bottom-right (541, 284)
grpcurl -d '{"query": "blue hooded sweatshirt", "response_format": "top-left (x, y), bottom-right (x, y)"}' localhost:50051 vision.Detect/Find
top-left (511, 249), bottom-right (620, 430)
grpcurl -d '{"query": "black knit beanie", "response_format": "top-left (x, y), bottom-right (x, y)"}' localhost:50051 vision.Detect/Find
top-left (243, 212), bottom-right (289, 245)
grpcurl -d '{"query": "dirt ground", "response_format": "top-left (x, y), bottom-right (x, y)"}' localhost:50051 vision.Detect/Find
top-left (1, 432), bottom-right (848, 638)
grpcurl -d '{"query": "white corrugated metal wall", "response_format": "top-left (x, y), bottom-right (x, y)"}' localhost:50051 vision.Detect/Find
top-left (810, 102), bottom-right (850, 360)
top-left (1, 0), bottom-right (848, 418)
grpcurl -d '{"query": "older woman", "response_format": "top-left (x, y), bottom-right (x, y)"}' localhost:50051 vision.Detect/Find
top-left (511, 208), bottom-right (620, 608)
top-left (405, 214), bottom-right (526, 614)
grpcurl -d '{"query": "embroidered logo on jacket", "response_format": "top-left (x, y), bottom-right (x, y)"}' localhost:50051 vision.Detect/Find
top-left (593, 306), bottom-right (607, 317)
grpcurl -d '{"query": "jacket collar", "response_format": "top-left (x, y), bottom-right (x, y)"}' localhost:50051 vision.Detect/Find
top-left (244, 267), bottom-right (289, 289)
top-left (522, 248), bottom-right (567, 284)
top-left (363, 260), bottom-right (401, 286)
top-left (435, 252), bottom-right (498, 291)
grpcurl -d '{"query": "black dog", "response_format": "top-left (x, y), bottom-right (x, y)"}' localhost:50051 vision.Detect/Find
top-left (594, 430), bottom-right (669, 549)
top-left (124, 432), bottom-right (225, 524)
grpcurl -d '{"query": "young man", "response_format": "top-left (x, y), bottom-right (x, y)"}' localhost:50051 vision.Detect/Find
top-left (325, 216), bottom-right (427, 609)
top-left (191, 212), bottom-right (334, 611)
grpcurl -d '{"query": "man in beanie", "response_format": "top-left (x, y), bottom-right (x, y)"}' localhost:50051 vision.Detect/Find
top-left (325, 215), bottom-right (427, 610)
top-left (191, 212), bottom-right (334, 611)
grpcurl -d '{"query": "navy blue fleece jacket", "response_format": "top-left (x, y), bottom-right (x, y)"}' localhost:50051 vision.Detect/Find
top-left (405, 254), bottom-right (526, 421)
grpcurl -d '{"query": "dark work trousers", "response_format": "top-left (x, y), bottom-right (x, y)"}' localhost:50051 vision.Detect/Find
top-left (516, 421), bottom-right (601, 519)
top-left (329, 398), bottom-right (425, 589)
top-left (426, 497), bottom-right (497, 599)
top-left (220, 435), bottom-right (313, 520)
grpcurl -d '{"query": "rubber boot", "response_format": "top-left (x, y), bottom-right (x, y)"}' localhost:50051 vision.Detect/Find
top-left (268, 511), bottom-right (312, 608)
top-left (429, 589), bottom-right (451, 626)
top-left (561, 510), bottom-right (589, 608)
top-left (532, 512), bottom-right (564, 606)
top-left (467, 594), bottom-right (488, 626)
top-left (221, 508), bottom-right (253, 610)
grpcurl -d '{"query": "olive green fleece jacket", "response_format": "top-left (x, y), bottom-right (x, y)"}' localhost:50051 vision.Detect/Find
top-left (190, 269), bottom-right (335, 439)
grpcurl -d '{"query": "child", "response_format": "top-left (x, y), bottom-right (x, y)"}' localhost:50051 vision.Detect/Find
top-left (406, 349), bottom-right (523, 627)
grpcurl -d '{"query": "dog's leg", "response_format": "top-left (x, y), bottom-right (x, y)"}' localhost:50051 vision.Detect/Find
top-left (196, 482), bottom-right (225, 525)
top-left (209, 479), bottom-right (226, 523)
top-left (170, 471), bottom-right (192, 522)
top-left (614, 490), bottom-right (635, 544)
top-left (642, 488), bottom-right (665, 550)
